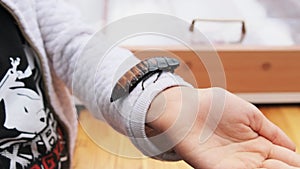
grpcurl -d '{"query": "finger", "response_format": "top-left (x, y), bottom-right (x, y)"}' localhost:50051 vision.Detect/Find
top-left (268, 144), bottom-right (300, 167)
top-left (249, 107), bottom-right (296, 151)
top-left (261, 116), bottom-right (295, 150)
top-left (263, 159), bottom-right (300, 169)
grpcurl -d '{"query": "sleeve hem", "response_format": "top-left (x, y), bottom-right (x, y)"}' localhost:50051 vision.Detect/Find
top-left (125, 72), bottom-right (192, 161)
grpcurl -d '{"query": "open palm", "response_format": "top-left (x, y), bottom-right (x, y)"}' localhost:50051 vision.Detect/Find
top-left (147, 87), bottom-right (300, 169)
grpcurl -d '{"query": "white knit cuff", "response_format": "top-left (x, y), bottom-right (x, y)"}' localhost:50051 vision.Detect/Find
top-left (122, 72), bottom-right (192, 160)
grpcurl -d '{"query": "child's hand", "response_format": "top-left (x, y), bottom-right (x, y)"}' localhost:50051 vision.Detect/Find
top-left (147, 87), bottom-right (300, 169)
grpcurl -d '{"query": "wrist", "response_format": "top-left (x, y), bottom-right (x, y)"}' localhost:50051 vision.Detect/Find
top-left (146, 86), bottom-right (197, 133)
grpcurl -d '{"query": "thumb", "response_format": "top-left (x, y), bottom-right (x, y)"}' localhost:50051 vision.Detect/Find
top-left (249, 106), bottom-right (296, 151)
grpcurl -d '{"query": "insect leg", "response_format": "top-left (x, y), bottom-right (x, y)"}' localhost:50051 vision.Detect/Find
top-left (153, 71), bottom-right (162, 83)
top-left (141, 71), bottom-right (161, 90)
top-left (142, 80), bottom-right (145, 90)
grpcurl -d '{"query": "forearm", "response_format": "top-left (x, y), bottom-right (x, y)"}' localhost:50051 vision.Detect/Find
top-left (36, 0), bottom-right (194, 159)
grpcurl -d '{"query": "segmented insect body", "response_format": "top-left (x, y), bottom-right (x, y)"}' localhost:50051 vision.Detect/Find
top-left (110, 57), bottom-right (180, 102)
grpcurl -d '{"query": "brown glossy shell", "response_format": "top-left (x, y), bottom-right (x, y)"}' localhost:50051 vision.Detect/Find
top-left (110, 57), bottom-right (179, 102)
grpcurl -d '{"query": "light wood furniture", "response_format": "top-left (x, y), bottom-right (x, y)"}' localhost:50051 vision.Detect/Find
top-left (72, 105), bottom-right (300, 169)
top-left (129, 46), bottom-right (300, 104)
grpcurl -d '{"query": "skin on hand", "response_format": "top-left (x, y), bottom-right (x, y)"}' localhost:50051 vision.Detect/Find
top-left (146, 87), bottom-right (300, 169)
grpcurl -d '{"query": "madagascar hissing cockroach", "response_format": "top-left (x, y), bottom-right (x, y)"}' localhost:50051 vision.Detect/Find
top-left (110, 57), bottom-right (180, 102)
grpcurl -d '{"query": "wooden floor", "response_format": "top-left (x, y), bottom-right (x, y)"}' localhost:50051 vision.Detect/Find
top-left (72, 105), bottom-right (300, 169)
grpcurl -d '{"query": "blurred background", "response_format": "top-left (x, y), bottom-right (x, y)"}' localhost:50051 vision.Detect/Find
top-left (66, 1), bottom-right (300, 168)
top-left (65, 0), bottom-right (300, 45)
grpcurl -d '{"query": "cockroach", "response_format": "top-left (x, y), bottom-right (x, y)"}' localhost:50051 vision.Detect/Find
top-left (110, 57), bottom-right (180, 102)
